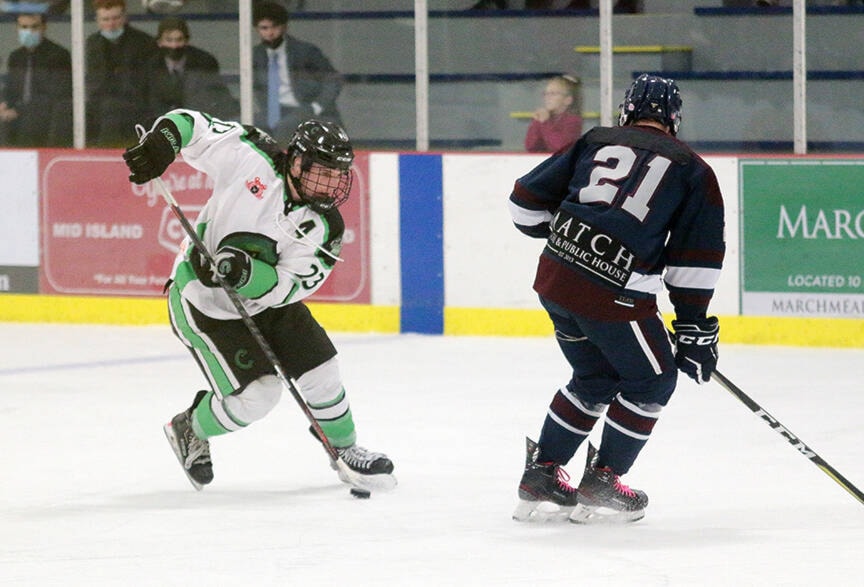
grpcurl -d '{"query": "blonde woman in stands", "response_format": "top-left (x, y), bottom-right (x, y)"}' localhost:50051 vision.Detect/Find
top-left (525, 74), bottom-right (583, 153)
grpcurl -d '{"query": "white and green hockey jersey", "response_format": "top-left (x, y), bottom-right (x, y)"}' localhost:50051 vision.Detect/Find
top-left (163, 109), bottom-right (345, 320)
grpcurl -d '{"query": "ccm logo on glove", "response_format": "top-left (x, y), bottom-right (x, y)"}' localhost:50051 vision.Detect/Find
top-left (671, 317), bottom-right (720, 384)
top-left (676, 332), bottom-right (719, 345)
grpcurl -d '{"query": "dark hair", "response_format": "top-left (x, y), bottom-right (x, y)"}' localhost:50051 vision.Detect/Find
top-left (92, 0), bottom-right (126, 11)
top-left (253, 1), bottom-right (289, 26)
top-left (158, 16), bottom-right (190, 39)
top-left (17, 13), bottom-right (47, 24)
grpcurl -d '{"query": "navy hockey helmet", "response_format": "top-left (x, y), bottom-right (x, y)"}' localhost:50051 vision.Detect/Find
top-left (618, 74), bottom-right (682, 136)
top-left (285, 120), bottom-right (354, 213)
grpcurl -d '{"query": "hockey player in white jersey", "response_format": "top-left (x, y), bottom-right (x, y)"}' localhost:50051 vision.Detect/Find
top-left (122, 110), bottom-right (395, 491)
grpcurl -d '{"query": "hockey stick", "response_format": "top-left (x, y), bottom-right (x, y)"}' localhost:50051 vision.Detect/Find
top-left (710, 368), bottom-right (864, 506)
top-left (152, 176), bottom-right (370, 492)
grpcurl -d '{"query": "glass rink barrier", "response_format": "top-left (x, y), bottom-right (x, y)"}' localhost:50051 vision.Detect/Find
top-left (1, 0), bottom-right (863, 152)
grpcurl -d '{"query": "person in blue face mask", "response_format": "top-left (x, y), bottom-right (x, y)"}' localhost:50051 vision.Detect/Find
top-left (85, 0), bottom-right (157, 147)
top-left (0, 12), bottom-right (72, 147)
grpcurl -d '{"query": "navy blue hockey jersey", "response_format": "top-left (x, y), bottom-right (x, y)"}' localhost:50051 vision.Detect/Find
top-left (509, 125), bottom-right (725, 322)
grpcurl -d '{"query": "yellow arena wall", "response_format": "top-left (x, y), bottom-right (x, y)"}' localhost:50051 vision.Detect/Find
top-left (0, 294), bottom-right (400, 334)
top-left (1, 294), bottom-right (862, 347)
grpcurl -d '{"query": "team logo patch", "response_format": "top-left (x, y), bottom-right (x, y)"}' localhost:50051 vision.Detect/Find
top-left (246, 177), bottom-right (267, 199)
top-left (234, 349), bottom-right (254, 370)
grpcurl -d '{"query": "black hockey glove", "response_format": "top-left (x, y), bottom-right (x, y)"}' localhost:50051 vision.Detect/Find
top-left (672, 316), bottom-right (719, 384)
top-left (122, 118), bottom-right (181, 184)
top-left (213, 246), bottom-right (253, 290)
top-left (188, 245), bottom-right (252, 290)
top-left (188, 244), bottom-right (217, 287)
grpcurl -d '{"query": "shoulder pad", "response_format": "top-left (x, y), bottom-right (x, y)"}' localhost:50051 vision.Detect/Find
top-left (587, 126), bottom-right (692, 165)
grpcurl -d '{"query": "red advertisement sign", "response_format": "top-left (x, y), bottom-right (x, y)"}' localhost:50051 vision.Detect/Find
top-left (39, 149), bottom-right (370, 303)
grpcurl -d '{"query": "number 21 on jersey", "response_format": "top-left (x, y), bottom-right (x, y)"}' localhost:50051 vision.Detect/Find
top-left (578, 145), bottom-right (672, 223)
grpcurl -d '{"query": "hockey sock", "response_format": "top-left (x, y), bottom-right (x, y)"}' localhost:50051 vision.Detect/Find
top-left (537, 387), bottom-right (603, 464)
top-left (309, 387), bottom-right (357, 448)
top-left (191, 390), bottom-right (237, 438)
top-left (596, 394), bottom-right (662, 474)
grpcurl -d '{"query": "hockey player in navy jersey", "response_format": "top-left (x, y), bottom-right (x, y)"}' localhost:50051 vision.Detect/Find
top-left (122, 110), bottom-right (395, 492)
top-left (509, 74), bottom-right (725, 523)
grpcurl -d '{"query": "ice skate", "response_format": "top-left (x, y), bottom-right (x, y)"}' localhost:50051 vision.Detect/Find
top-left (334, 443), bottom-right (397, 491)
top-left (163, 391), bottom-right (213, 491)
top-left (310, 426), bottom-right (397, 491)
top-left (569, 442), bottom-right (648, 524)
top-left (512, 437), bottom-right (580, 522)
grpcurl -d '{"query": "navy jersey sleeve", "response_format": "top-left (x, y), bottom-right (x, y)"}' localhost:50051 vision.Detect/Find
top-left (508, 142), bottom-right (583, 238)
top-left (663, 159), bottom-right (725, 320)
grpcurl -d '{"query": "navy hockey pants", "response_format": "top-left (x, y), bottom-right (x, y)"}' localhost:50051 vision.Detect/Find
top-left (537, 296), bottom-right (678, 474)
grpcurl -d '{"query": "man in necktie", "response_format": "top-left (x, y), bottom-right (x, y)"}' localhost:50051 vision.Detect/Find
top-left (252, 1), bottom-right (344, 143)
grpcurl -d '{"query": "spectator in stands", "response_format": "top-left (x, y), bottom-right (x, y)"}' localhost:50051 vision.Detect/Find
top-left (471, 1), bottom-right (641, 12)
top-left (525, 74), bottom-right (583, 153)
top-left (85, 0), bottom-right (156, 147)
top-left (252, 0), bottom-right (343, 144)
top-left (145, 16), bottom-right (239, 123)
top-left (0, 12), bottom-right (72, 147)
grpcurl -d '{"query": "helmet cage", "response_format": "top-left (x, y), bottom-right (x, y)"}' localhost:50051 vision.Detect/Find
top-left (618, 74), bottom-right (682, 136)
top-left (294, 158), bottom-right (353, 214)
top-left (285, 120), bottom-right (355, 213)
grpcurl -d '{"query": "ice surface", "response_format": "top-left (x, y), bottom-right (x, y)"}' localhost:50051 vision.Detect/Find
top-left (1, 323), bottom-right (862, 586)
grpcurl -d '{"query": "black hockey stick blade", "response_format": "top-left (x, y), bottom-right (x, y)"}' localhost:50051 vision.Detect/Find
top-left (711, 368), bottom-right (864, 506)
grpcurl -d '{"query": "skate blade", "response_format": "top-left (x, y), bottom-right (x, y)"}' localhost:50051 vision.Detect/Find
top-left (163, 422), bottom-right (204, 492)
top-left (569, 503), bottom-right (645, 525)
top-left (335, 459), bottom-right (398, 493)
top-left (512, 499), bottom-right (574, 523)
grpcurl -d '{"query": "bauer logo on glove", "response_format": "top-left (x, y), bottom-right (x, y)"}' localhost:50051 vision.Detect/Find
top-left (122, 118), bottom-right (181, 184)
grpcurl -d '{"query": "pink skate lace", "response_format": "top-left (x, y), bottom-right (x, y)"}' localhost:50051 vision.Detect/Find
top-left (613, 475), bottom-right (637, 498)
top-left (555, 467), bottom-right (578, 494)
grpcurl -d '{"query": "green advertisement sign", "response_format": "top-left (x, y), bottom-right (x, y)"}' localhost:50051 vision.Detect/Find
top-left (740, 160), bottom-right (864, 318)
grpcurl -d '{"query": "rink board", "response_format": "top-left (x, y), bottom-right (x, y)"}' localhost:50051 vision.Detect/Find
top-left (1, 149), bottom-right (863, 347)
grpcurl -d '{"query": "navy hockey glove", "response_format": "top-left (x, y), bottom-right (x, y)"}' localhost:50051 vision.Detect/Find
top-left (672, 316), bottom-right (719, 384)
top-left (123, 118), bottom-right (181, 184)
top-left (188, 245), bottom-right (252, 290)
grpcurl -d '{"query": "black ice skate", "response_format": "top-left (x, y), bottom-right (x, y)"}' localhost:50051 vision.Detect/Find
top-left (335, 444), bottom-right (397, 490)
top-left (569, 442), bottom-right (648, 524)
top-left (310, 426), bottom-right (397, 491)
top-left (512, 437), bottom-right (580, 522)
top-left (163, 391), bottom-right (213, 491)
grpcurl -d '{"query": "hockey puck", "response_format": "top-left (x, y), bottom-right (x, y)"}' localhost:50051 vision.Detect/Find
top-left (350, 488), bottom-right (371, 499)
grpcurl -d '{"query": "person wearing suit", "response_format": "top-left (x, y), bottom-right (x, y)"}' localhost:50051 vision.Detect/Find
top-left (252, 1), bottom-right (342, 143)
top-left (145, 16), bottom-right (239, 124)
top-left (85, 0), bottom-right (156, 147)
top-left (0, 12), bottom-right (72, 147)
